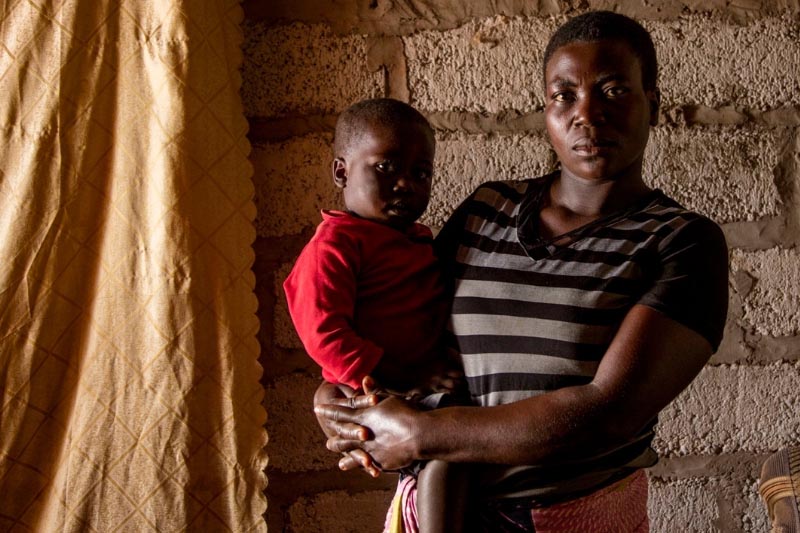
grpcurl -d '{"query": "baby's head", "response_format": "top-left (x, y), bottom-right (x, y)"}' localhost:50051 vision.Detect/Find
top-left (332, 98), bottom-right (435, 230)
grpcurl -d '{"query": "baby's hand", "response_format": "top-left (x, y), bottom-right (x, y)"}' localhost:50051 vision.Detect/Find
top-left (402, 363), bottom-right (465, 401)
top-left (425, 366), bottom-right (464, 393)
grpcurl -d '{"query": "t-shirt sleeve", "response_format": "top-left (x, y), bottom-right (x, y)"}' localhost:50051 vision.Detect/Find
top-left (637, 216), bottom-right (729, 351)
top-left (434, 188), bottom-right (478, 282)
top-left (283, 227), bottom-right (383, 389)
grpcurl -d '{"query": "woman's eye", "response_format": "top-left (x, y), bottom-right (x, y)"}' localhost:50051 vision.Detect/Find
top-left (415, 169), bottom-right (432, 181)
top-left (551, 92), bottom-right (573, 103)
top-left (604, 86), bottom-right (629, 97)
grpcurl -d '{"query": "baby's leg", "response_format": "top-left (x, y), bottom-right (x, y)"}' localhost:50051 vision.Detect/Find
top-left (416, 460), bottom-right (468, 533)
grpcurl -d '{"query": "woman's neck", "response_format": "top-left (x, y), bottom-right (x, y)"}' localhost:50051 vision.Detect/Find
top-left (549, 170), bottom-right (651, 218)
top-left (535, 170), bottom-right (652, 241)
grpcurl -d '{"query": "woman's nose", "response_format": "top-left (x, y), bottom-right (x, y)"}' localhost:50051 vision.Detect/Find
top-left (574, 93), bottom-right (605, 126)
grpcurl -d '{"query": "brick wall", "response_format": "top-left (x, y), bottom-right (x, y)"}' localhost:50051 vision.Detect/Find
top-left (242, 2), bottom-right (800, 531)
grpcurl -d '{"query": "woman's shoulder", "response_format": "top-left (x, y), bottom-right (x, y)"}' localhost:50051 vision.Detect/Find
top-left (639, 191), bottom-right (727, 251)
top-left (646, 190), bottom-right (722, 226)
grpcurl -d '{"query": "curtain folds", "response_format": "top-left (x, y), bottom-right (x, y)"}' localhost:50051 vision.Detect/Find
top-left (0, 1), bottom-right (267, 530)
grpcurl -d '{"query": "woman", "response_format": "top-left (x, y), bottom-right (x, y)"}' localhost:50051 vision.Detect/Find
top-left (315, 11), bottom-right (729, 531)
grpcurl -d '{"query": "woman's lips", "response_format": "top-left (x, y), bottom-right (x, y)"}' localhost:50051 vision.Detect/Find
top-left (572, 139), bottom-right (615, 155)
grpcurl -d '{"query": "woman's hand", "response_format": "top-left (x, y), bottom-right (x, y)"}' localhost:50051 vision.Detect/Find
top-left (315, 393), bottom-right (423, 472)
top-left (313, 378), bottom-right (382, 477)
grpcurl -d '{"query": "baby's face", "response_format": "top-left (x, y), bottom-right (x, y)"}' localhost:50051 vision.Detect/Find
top-left (334, 121), bottom-right (435, 230)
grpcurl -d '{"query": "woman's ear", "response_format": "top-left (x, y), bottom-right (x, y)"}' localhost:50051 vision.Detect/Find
top-left (648, 89), bottom-right (661, 126)
top-left (332, 158), bottom-right (347, 188)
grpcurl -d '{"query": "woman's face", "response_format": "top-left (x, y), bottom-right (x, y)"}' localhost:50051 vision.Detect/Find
top-left (544, 39), bottom-right (659, 184)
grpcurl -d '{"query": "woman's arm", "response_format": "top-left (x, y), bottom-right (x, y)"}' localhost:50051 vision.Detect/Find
top-left (318, 304), bottom-right (713, 470)
top-left (318, 205), bottom-right (728, 470)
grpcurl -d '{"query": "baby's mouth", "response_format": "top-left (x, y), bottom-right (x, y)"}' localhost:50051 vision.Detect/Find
top-left (386, 203), bottom-right (416, 216)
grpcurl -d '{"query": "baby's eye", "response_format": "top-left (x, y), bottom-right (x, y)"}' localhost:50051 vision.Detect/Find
top-left (415, 168), bottom-right (432, 181)
top-left (376, 161), bottom-right (396, 173)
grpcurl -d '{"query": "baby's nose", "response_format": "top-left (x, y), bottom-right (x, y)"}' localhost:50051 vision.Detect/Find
top-left (393, 175), bottom-right (411, 191)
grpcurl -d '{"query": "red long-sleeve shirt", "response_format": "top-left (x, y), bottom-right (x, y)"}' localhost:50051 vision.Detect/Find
top-left (283, 211), bottom-right (448, 390)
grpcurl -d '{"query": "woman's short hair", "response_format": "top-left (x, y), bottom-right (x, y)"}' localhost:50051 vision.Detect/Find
top-left (543, 11), bottom-right (658, 91)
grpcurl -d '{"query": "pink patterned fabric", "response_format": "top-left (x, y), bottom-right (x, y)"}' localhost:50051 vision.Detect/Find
top-left (531, 470), bottom-right (649, 533)
top-left (383, 470), bottom-right (648, 532)
top-left (384, 475), bottom-right (419, 533)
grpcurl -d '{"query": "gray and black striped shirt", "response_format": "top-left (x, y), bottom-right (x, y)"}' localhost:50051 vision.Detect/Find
top-left (436, 174), bottom-right (728, 501)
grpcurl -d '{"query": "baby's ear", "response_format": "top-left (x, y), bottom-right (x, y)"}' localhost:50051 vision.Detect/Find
top-left (332, 158), bottom-right (347, 188)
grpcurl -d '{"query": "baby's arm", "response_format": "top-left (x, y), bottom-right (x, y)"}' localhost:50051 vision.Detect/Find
top-left (416, 460), bottom-right (468, 533)
top-left (384, 342), bottom-right (465, 402)
top-left (284, 231), bottom-right (383, 390)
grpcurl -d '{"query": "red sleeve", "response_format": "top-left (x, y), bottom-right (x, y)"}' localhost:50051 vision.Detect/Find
top-left (283, 226), bottom-right (383, 389)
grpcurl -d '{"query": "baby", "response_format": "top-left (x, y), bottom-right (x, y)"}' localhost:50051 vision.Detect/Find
top-left (284, 98), bottom-right (465, 533)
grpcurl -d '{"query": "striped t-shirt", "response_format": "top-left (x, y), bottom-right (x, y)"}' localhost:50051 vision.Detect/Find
top-left (436, 174), bottom-right (728, 502)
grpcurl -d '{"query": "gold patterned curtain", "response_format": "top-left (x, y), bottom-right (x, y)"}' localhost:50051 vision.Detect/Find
top-left (0, 1), bottom-right (267, 530)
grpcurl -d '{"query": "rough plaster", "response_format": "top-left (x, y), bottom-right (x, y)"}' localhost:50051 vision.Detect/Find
top-left (244, 0), bottom-right (800, 35)
top-left (644, 126), bottom-right (783, 223)
top-left (405, 16), bottom-right (555, 113)
top-left (651, 15), bottom-right (800, 110)
top-left (426, 109), bottom-right (546, 133)
top-left (251, 134), bottom-right (340, 238)
top-left (654, 362), bottom-right (800, 456)
top-left (274, 261), bottom-right (303, 350)
top-left (731, 247), bottom-right (800, 337)
top-left (648, 477), bottom-right (719, 532)
top-left (405, 15), bottom-right (800, 114)
top-left (749, 334), bottom-right (800, 363)
top-left (367, 36), bottom-right (409, 101)
top-left (649, 452), bottom-right (766, 480)
top-left (648, 475), bottom-right (769, 533)
top-left (712, 475), bottom-right (769, 533)
top-left (264, 374), bottom-right (330, 472)
top-left (241, 22), bottom-right (382, 118)
top-left (244, 0), bottom-right (564, 36)
top-left (286, 490), bottom-right (393, 533)
top-left (710, 282), bottom-right (753, 365)
top-left (741, 479), bottom-right (771, 533)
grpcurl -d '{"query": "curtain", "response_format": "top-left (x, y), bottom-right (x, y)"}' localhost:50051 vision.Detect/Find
top-left (0, 1), bottom-right (267, 531)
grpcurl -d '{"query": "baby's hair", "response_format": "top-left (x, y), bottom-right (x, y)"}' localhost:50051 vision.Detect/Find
top-left (334, 98), bottom-right (433, 158)
top-left (543, 11), bottom-right (658, 91)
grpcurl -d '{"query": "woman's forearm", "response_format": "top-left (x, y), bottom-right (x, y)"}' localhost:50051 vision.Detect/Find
top-left (414, 382), bottom-right (619, 465)
top-left (415, 306), bottom-right (714, 465)
top-left (319, 306), bottom-right (714, 470)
